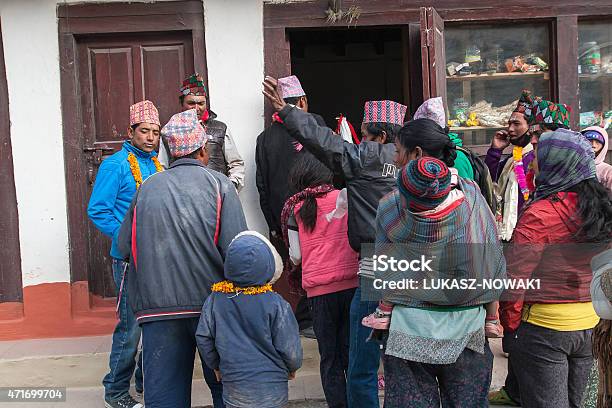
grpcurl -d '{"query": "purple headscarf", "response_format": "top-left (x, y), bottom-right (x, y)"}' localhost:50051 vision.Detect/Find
top-left (535, 129), bottom-right (596, 200)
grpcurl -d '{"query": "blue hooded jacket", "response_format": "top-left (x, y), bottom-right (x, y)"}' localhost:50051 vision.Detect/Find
top-left (196, 231), bottom-right (303, 408)
top-left (87, 141), bottom-right (158, 259)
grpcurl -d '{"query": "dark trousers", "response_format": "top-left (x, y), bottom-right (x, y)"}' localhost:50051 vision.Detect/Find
top-left (141, 318), bottom-right (224, 408)
top-left (296, 296), bottom-right (313, 331)
top-left (509, 322), bottom-right (593, 408)
top-left (309, 288), bottom-right (355, 408)
top-left (383, 342), bottom-right (493, 408)
top-left (503, 352), bottom-right (521, 403)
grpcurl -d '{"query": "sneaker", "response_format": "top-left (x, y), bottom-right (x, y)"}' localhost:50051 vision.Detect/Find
top-left (488, 387), bottom-right (519, 406)
top-left (105, 395), bottom-right (143, 408)
top-left (362, 311), bottom-right (391, 330)
top-left (485, 320), bottom-right (504, 338)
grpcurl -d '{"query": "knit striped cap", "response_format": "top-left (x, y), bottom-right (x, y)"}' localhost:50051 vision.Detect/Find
top-left (398, 157), bottom-right (452, 212)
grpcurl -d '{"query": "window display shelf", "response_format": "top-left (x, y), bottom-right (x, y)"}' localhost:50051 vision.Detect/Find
top-left (445, 23), bottom-right (551, 146)
top-left (447, 72), bottom-right (549, 82)
top-left (579, 73), bottom-right (612, 81)
top-left (450, 126), bottom-right (504, 131)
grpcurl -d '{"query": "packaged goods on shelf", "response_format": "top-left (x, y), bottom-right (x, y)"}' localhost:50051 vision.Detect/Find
top-left (580, 111), bottom-right (612, 129)
top-left (526, 54), bottom-right (549, 71)
top-left (605, 111), bottom-right (612, 130)
top-left (467, 100), bottom-right (518, 127)
top-left (580, 42), bottom-right (602, 75)
top-left (466, 112), bottom-right (480, 127)
top-left (452, 98), bottom-right (470, 124)
top-left (505, 55), bottom-right (549, 73)
top-left (465, 45), bottom-right (481, 63)
top-left (580, 111), bottom-right (603, 128)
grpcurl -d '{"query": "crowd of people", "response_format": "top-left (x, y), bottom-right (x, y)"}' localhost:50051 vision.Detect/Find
top-left (87, 72), bottom-right (611, 408)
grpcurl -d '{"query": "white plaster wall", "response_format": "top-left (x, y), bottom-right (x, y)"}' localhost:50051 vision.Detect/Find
top-left (0, 0), bottom-right (267, 289)
top-left (203, 0), bottom-right (268, 233)
top-left (0, 0), bottom-right (70, 287)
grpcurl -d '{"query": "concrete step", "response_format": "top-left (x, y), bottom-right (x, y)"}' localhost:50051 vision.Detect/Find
top-left (0, 335), bottom-right (509, 407)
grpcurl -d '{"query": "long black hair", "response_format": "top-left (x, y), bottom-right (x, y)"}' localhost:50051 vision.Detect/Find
top-left (568, 179), bottom-right (612, 242)
top-left (288, 152), bottom-right (334, 232)
top-left (365, 122), bottom-right (402, 144)
top-left (398, 118), bottom-right (457, 167)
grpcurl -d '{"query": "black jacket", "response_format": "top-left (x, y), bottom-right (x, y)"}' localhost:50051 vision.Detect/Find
top-left (255, 113), bottom-right (326, 234)
top-left (278, 105), bottom-right (397, 253)
top-left (117, 158), bottom-right (247, 323)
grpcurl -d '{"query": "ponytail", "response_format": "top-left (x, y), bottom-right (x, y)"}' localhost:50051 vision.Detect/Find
top-left (398, 118), bottom-right (456, 167)
top-left (442, 138), bottom-right (457, 168)
top-left (288, 152), bottom-right (334, 232)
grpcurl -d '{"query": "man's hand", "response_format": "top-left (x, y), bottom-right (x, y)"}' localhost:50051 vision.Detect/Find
top-left (492, 130), bottom-right (511, 150)
top-left (288, 371), bottom-right (296, 380)
top-left (262, 76), bottom-right (287, 112)
top-left (214, 369), bottom-right (222, 382)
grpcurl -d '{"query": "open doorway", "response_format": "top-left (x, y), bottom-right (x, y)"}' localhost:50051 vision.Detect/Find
top-left (290, 27), bottom-right (405, 131)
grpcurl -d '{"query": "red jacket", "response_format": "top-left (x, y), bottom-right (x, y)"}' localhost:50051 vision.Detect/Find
top-left (500, 192), bottom-right (598, 332)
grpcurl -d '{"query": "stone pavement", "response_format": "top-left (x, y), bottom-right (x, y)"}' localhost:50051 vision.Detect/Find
top-left (0, 335), bottom-right (508, 407)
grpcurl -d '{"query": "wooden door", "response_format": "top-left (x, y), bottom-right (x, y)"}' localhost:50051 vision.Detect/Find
top-left (76, 32), bottom-right (195, 297)
top-left (0, 23), bottom-right (22, 303)
top-left (420, 7), bottom-right (447, 107)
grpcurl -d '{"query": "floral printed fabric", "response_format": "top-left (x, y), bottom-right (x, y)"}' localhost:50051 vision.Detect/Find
top-left (129, 100), bottom-right (160, 126)
top-left (413, 97), bottom-right (446, 128)
top-left (161, 109), bottom-right (209, 158)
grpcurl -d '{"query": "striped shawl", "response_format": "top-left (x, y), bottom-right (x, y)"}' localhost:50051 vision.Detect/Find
top-left (375, 178), bottom-right (506, 307)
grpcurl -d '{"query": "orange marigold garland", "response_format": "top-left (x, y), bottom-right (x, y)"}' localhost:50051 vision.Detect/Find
top-left (127, 152), bottom-right (163, 189)
top-left (211, 280), bottom-right (274, 295)
top-left (152, 156), bottom-right (164, 173)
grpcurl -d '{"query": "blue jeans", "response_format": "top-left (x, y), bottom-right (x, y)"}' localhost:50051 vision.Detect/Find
top-left (142, 318), bottom-right (224, 408)
top-left (103, 259), bottom-right (143, 401)
top-left (347, 286), bottom-right (381, 408)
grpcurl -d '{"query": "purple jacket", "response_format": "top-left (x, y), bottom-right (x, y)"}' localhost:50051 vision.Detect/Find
top-left (485, 147), bottom-right (535, 214)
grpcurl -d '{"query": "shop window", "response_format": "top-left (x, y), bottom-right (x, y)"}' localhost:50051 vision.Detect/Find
top-left (578, 22), bottom-right (612, 130)
top-left (444, 23), bottom-right (552, 147)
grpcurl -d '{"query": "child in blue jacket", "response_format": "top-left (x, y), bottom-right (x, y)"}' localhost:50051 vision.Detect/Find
top-left (196, 231), bottom-right (303, 408)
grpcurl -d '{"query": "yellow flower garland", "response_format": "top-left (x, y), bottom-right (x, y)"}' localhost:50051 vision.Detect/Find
top-left (211, 280), bottom-right (274, 295)
top-left (127, 153), bottom-right (163, 189)
top-left (152, 156), bottom-right (163, 173)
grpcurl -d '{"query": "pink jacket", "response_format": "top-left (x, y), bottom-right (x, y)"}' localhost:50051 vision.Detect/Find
top-left (584, 126), bottom-right (612, 190)
top-left (294, 190), bottom-right (359, 298)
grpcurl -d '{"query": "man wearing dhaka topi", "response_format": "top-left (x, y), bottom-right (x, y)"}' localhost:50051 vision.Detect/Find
top-left (88, 100), bottom-right (164, 408)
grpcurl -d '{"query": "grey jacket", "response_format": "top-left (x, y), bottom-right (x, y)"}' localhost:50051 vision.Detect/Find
top-left (279, 105), bottom-right (397, 253)
top-left (117, 158), bottom-right (247, 323)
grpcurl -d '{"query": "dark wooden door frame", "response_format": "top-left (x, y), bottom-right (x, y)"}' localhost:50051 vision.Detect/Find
top-left (264, 1), bottom-right (612, 124)
top-left (264, 0), bottom-right (612, 29)
top-left (58, 1), bottom-right (206, 288)
top-left (0, 22), bottom-right (23, 303)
